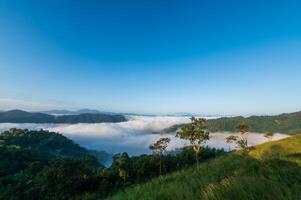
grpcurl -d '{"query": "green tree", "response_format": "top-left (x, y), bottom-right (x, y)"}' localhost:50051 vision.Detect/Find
top-left (264, 131), bottom-right (275, 142)
top-left (236, 124), bottom-right (250, 149)
top-left (113, 153), bottom-right (131, 183)
top-left (176, 117), bottom-right (210, 168)
top-left (225, 135), bottom-right (238, 151)
top-left (149, 137), bottom-right (171, 175)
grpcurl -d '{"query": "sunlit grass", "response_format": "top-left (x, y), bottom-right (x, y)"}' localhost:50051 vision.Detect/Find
top-left (109, 135), bottom-right (301, 200)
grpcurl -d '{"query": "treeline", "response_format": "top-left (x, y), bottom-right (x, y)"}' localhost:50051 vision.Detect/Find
top-left (0, 128), bottom-right (225, 200)
top-left (206, 111), bottom-right (301, 134)
top-left (164, 111), bottom-right (301, 134)
top-left (0, 110), bottom-right (126, 123)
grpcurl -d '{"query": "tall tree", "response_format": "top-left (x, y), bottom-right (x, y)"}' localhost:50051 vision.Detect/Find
top-left (226, 135), bottom-right (238, 151)
top-left (113, 152), bottom-right (131, 184)
top-left (176, 117), bottom-right (210, 168)
top-left (149, 137), bottom-right (171, 176)
top-left (236, 123), bottom-right (250, 149)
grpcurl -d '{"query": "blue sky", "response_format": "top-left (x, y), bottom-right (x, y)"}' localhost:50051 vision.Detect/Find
top-left (0, 0), bottom-right (301, 115)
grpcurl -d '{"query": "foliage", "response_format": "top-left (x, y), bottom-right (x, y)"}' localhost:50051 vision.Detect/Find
top-left (0, 145), bottom-right (48, 177)
top-left (165, 111), bottom-right (301, 135)
top-left (149, 138), bottom-right (170, 155)
top-left (235, 124), bottom-right (250, 149)
top-left (225, 135), bottom-right (238, 151)
top-left (225, 135), bottom-right (238, 144)
top-left (225, 124), bottom-right (250, 151)
top-left (149, 137), bottom-right (171, 175)
top-left (236, 123), bottom-right (250, 134)
top-left (264, 131), bottom-right (275, 141)
top-left (206, 111), bottom-right (301, 134)
top-left (5, 160), bottom-right (98, 200)
top-left (110, 135), bottom-right (301, 200)
top-left (0, 129), bottom-right (224, 200)
top-left (0, 128), bottom-right (100, 167)
top-left (112, 153), bottom-right (131, 183)
top-left (176, 117), bottom-right (210, 168)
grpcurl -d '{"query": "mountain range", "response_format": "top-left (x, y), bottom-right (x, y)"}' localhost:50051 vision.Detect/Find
top-left (41, 108), bottom-right (107, 115)
top-left (163, 111), bottom-right (301, 135)
top-left (0, 109), bottom-right (126, 123)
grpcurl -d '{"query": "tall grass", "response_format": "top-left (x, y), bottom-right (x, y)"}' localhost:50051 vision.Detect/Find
top-left (109, 135), bottom-right (301, 200)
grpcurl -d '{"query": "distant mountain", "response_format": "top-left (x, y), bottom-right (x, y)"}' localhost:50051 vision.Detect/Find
top-left (42, 108), bottom-right (103, 115)
top-left (206, 111), bottom-right (301, 134)
top-left (170, 112), bottom-right (198, 117)
top-left (163, 111), bottom-right (301, 135)
top-left (0, 109), bottom-right (126, 123)
top-left (42, 109), bottom-right (76, 115)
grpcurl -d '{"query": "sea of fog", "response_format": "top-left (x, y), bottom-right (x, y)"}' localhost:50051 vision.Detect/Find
top-left (0, 115), bottom-right (289, 156)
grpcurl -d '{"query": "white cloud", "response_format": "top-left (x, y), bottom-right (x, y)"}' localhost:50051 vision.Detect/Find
top-left (0, 116), bottom-right (289, 155)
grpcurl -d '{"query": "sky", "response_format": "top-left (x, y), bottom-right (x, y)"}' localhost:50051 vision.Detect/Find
top-left (0, 0), bottom-right (301, 115)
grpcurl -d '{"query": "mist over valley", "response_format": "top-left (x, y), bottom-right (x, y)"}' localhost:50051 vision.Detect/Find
top-left (0, 115), bottom-right (289, 156)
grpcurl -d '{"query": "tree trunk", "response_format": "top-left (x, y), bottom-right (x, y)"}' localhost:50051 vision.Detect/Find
top-left (195, 151), bottom-right (199, 169)
top-left (193, 145), bottom-right (200, 169)
top-left (159, 155), bottom-right (162, 176)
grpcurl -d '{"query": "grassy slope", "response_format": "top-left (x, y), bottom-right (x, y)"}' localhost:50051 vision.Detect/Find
top-left (109, 135), bottom-right (301, 200)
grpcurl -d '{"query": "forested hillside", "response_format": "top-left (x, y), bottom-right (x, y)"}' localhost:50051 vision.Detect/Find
top-left (164, 111), bottom-right (301, 134)
top-left (0, 129), bottom-right (224, 200)
top-left (0, 129), bottom-right (100, 170)
top-left (1, 128), bottom-right (301, 199)
top-left (207, 111), bottom-right (301, 134)
top-left (0, 110), bottom-right (126, 123)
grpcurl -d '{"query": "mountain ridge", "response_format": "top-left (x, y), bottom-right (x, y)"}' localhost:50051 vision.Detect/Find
top-left (163, 111), bottom-right (301, 135)
top-left (0, 109), bottom-right (126, 123)
top-left (41, 108), bottom-right (105, 115)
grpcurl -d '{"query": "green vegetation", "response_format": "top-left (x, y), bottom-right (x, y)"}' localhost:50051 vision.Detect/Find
top-left (225, 135), bottom-right (238, 151)
top-left (226, 123), bottom-right (250, 150)
top-left (110, 135), bottom-right (301, 200)
top-left (1, 117), bottom-right (300, 200)
top-left (0, 129), bottom-right (224, 200)
top-left (164, 111), bottom-right (301, 134)
top-left (0, 128), bottom-right (100, 166)
top-left (206, 111), bottom-right (301, 134)
top-left (264, 131), bottom-right (275, 141)
top-left (0, 128), bottom-right (102, 179)
top-left (0, 109), bottom-right (126, 123)
top-left (149, 137), bottom-right (171, 176)
top-left (176, 117), bottom-right (210, 168)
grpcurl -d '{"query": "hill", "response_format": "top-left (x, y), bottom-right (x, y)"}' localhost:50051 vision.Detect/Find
top-left (0, 109), bottom-right (126, 123)
top-left (0, 129), bottom-right (101, 170)
top-left (163, 111), bottom-right (301, 134)
top-left (42, 108), bottom-right (103, 115)
top-left (1, 128), bottom-right (300, 200)
top-left (206, 111), bottom-right (301, 134)
top-left (109, 135), bottom-right (301, 200)
top-left (0, 129), bottom-right (224, 200)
